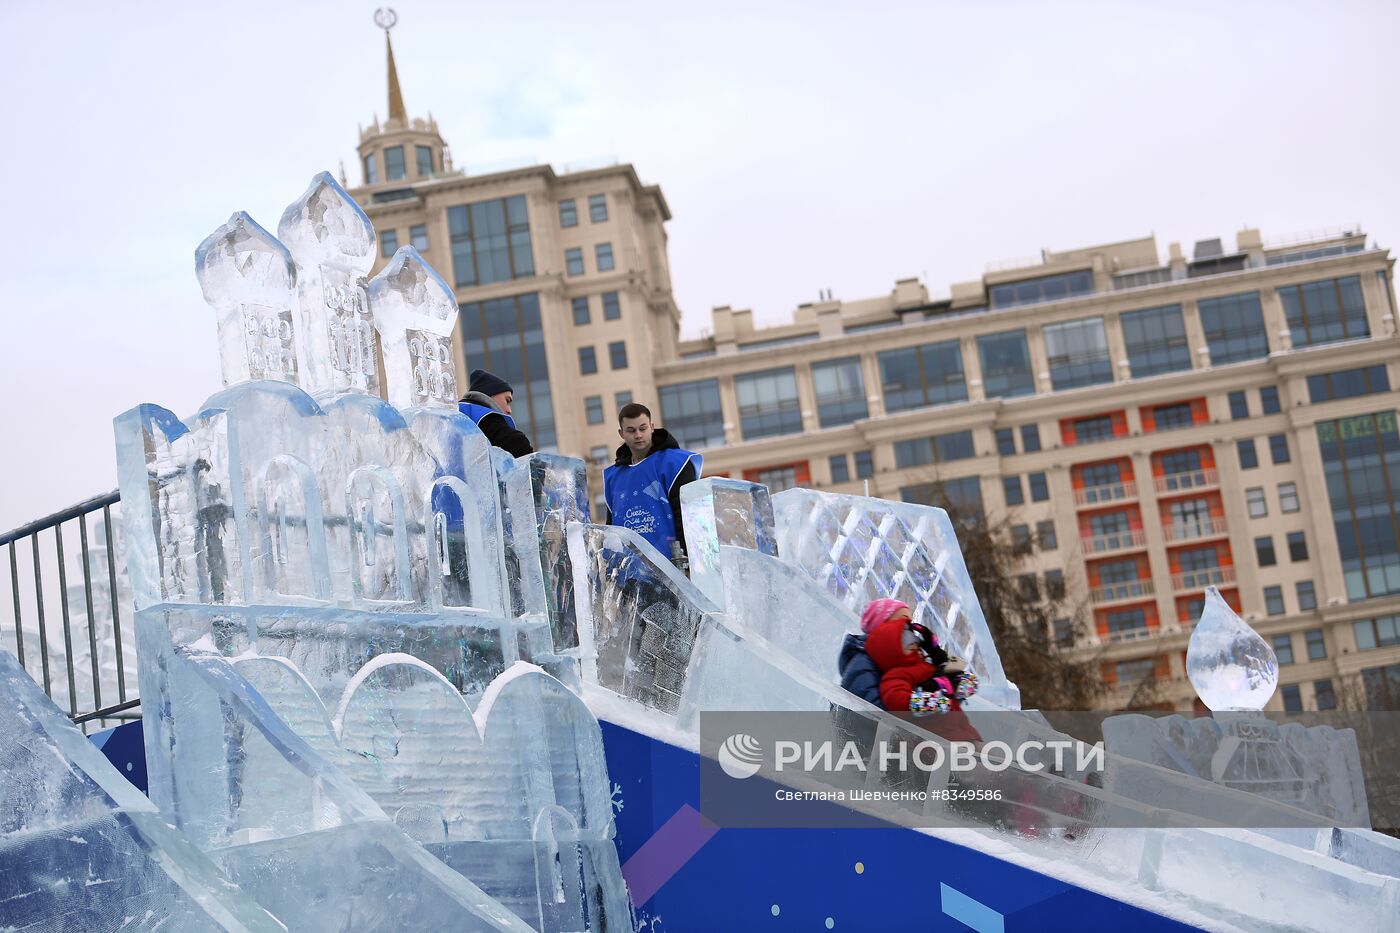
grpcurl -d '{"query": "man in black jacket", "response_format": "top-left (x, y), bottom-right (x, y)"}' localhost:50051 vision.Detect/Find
top-left (459, 370), bottom-right (534, 457)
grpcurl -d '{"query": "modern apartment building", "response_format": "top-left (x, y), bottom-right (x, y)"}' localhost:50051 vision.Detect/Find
top-left (353, 34), bottom-right (1400, 713)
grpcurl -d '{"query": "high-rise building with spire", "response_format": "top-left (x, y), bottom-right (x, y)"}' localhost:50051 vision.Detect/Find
top-left (347, 17), bottom-right (1400, 714)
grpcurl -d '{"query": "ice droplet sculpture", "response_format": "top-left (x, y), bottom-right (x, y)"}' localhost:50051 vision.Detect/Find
top-left (1186, 586), bottom-right (1278, 711)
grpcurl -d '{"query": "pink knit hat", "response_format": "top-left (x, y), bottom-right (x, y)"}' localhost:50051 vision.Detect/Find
top-left (860, 598), bottom-right (910, 634)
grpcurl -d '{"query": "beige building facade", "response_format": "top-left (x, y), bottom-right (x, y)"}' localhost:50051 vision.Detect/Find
top-left (352, 37), bottom-right (1400, 713)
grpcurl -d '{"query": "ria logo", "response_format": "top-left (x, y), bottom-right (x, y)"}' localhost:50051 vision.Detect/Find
top-left (718, 733), bottom-right (764, 780)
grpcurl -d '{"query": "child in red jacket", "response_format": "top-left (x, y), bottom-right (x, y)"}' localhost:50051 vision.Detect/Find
top-left (863, 604), bottom-right (981, 741)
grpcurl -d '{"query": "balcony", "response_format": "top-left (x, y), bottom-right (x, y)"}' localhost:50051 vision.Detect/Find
top-left (1075, 482), bottom-right (1137, 507)
top-left (1171, 566), bottom-right (1237, 591)
top-left (1089, 579), bottom-right (1155, 605)
top-left (1162, 517), bottom-right (1229, 543)
top-left (1106, 625), bottom-right (1157, 644)
top-left (1155, 469), bottom-right (1218, 496)
top-left (1081, 529), bottom-right (1148, 554)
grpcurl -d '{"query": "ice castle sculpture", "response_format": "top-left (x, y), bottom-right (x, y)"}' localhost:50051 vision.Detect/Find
top-left (3, 167), bottom-right (1397, 932)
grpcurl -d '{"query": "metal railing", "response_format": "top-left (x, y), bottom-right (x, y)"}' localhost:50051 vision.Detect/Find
top-left (1074, 482), bottom-right (1137, 507)
top-left (1155, 469), bottom-right (1218, 495)
top-left (1089, 579), bottom-right (1155, 605)
top-left (1080, 529), bottom-right (1148, 554)
top-left (1, 490), bottom-right (137, 732)
top-left (1163, 517), bottom-right (1229, 542)
top-left (1172, 566), bottom-right (1237, 591)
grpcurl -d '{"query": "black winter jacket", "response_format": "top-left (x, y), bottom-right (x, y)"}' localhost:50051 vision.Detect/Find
top-left (461, 391), bottom-right (534, 458)
top-left (838, 633), bottom-right (884, 709)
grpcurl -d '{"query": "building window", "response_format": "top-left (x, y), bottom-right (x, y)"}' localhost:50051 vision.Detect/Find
top-left (559, 199), bottom-right (578, 227)
top-left (878, 340), bottom-right (967, 412)
top-left (1022, 424), bottom-right (1042, 452)
top-left (1054, 618), bottom-right (1075, 647)
top-left (1281, 684), bottom-right (1302, 713)
top-left (1237, 438), bottom-right (1259, 469)
top-left (854, 450), bottom-right (874, 479)
top-left (736, 367), bottom-right (803, 439)
top-left (1098, 558), bottom-right (1142, 586)
top-left (1122, 304), bottom-right (1190, 378)
top-left (1153, 402), bottom-right (1196, 431)
top-left (1246, 487), bottom-right (1268, 518)
top-left (379, 229), bottom-right (398, 258)
top-left (1079, 461), bottom-right (1123, 491)
top-left (1073, 414), bottom-right (1117, 444)
top-left (977, 330), bottom-right (1036, 398)
top-left (1198, 291), bottom-right (1268, 364)
top-left (565, 247), bottom-right (585, 276)
top-left (588, 194), bottom-right (608, 223)
top-left (589, 445), bottom-right (610, 464)
top-left (996, 428), bottom-right (1016, 456)
top-left (1314, 679), bottom-right (1336, 711)
top-left (448, 195), bottom-right (535, 287)
top-left (900, 477), bottom-right (984, 525)
top-left (602, 291), bottom-right (621, 320)
top-left (578, 346), bottom-right (597, 375)
top-left (1107, 607), bottom-right (1148, 634)
top-left (1273, 633), bottom-right (1295, 664)
top-left (812, 357), bottom-right (868, 427)
top-left (615, 390), bottom-right (632, 410)
top-left (989, 269), bottom-right (1093, 309)
top-left (460, 292), bottom-right (556, 448)
top-left (1279, 275), bottom-right (1370, 347)
top-left (936, 430), bottom-right (976, 462)
top-left (384, 145), bottom-right (406, 181)
top-left (1037, 520), bottom-right (1058, 550)
top-left (1278, 481), bottom-right (1300, 513)
top-left (1044, 570), bottom-right (1065, 600)
top-left (608, 341), bottom-right (628, 370)
top-left (1269, 433), bottom-right (1291, 464)
top-left (1318, 412), bottom-right (1400, 599)
top-left (1361, 661), bottom-right (1400, 709)
top-left (364, 152), bottom-right (378, 185)
top-left (1011, 524), bottom-right (1033, 555)
top-left (1159, 449), bottom-right (1203, 479)
top-left (585, 395), bottom-right (604, 424)
top-left (1228, 391), bottom-right (1249, 420)
top-left (1264, 585), bottom-right (1286, 616)
top-left (830, 454), bottom-right (851, 484)
top-left (409, 224), bottom-right (429, 251)
top-left (1003, 476), bottom-right (1024, 506)
top-left (1354, 615), bottom-right (1400, 651)
top-left (595, 242), bottom-right (615, 272)
top-left (1307, 365), bottom-right (1391, 403)
top-left (1028, 472), bottom-right (1049, 501)
top-left (415, 145), bottom-right (434, 177)
top-left (1168, 498), bottom-right (1211, 537)
top-left (1297, 580), bottom-right (1317, 611)
top-left (753, 465), bottom-right (800, 493)
top-left (895, 438), bottom-right (933, 468)
top-left (572, 296), bottom-right (590, 325)
top-left (658, 378), bottom-right (725, 449)
top-left (1116, 658), bottom-right (1156, 685)
top-left (1017, 573), bottom-right (1039, 600)
top-left (1255, 536), bottom-right (1276, 567)
top-left (1287, 531), bottom-right (1308, 562)
top-left (1305, 628), bottom-right (1326, 660)
top-left (1260, 385), bottom-right (1281, 414)
top-left (1044, 317), bottom-right (1113, 390)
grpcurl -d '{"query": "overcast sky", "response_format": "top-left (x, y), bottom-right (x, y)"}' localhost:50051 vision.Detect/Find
top-left (1, 0), bottom-right (1397, 530)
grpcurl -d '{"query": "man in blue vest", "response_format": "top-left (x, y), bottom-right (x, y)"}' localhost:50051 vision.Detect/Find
top-left (459, 369), bottom-right (534, 457)
top-left (603, 402), bottom-right (701, 564)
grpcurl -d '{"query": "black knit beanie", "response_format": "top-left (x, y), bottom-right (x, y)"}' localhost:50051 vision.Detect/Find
top-left (469, 369), bottom-right (513, 397)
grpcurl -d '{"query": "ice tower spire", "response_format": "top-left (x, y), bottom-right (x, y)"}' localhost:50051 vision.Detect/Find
top-left (377, 8), bottom-right (408, 125)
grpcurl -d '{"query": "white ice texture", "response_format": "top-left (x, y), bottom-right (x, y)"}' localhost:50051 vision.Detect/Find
top-left (0, 649), bottom-right (285, 932)
top-left (1187, 586), bottom-right (1279, 711)
top-left (51, 170), bottom-right (1389, 933)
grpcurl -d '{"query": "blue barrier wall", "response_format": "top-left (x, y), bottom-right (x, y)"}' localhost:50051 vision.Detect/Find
top-left (88, 718), bottom-right (1200, 932)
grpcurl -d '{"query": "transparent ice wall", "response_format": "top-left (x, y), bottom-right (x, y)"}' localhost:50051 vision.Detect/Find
top-left (0, 649), bottom-right (286, 933)
top-left (772, 488), bottom-right (1019, 709)
top-left (678, 477), bottom-right (778, 608)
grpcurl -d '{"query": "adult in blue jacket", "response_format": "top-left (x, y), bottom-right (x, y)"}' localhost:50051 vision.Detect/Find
top-left (603, 403), bottom-right (701, 560)
top-left (458, 369), bottom-right (533, 457)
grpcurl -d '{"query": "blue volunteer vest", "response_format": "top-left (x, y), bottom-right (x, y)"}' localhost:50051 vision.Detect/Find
top-left (604, 447), bottom-right (702, 556)
top-left (459, 401), bottom-right (517, 431)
